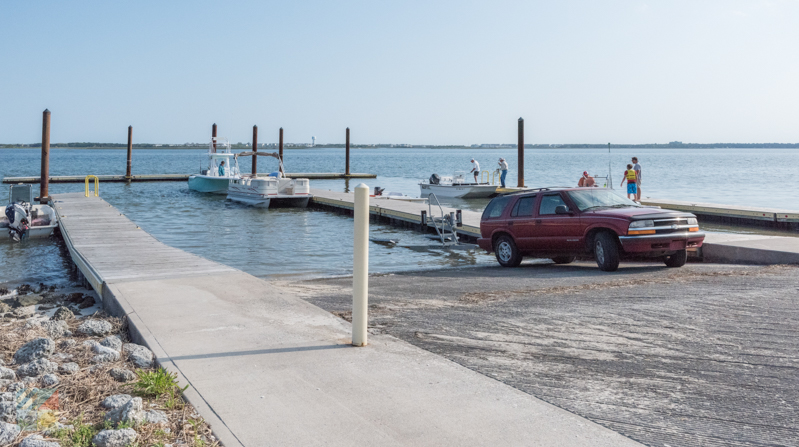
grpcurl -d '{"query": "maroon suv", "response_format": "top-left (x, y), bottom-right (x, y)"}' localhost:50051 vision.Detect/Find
top-left (477, 187), bottom-right (705, 271)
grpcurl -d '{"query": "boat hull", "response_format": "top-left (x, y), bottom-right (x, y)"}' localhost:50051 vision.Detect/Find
top-left (188, 175), bottom-right (232, 194)
top-left (420, 183), bottom-right (498, 199)
top-left (270, 195), bottom-right (311, 208)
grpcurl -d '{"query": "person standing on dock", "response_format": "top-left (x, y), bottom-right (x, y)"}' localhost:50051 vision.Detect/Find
top-left (632, 157), bottom-right (642, 201)
top-left (470, 158), bottom-right (481, 183)
top-left (621, 164), bottom-right (638, 201)
top-left (498, 158), bottom-right (509, 188)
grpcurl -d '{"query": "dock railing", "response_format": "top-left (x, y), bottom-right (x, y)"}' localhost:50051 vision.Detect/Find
top-left (85, 175), bottom-right (99, 197)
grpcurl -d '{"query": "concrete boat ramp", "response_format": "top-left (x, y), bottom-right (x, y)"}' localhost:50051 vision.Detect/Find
top-left (52, 192), bottom-right (641, 446)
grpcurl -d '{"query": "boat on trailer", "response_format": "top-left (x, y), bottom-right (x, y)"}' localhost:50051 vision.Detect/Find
top-left (419, 171), bottom-right (498, 199)
top-left (226, 151), bottom-right (312, 208)
top-left (188, 137), bottom-right (240, 194)
top-left (1, 184), bottom-right (58, 242)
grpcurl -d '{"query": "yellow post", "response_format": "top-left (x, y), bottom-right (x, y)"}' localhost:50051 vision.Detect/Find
top-left (85, 175), bottom-right (99, 197)
top-left (481, 170), bottom-right (490, 184)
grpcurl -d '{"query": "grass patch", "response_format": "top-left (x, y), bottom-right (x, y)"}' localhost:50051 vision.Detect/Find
top-left (134, 367), bottom-right (188, 398)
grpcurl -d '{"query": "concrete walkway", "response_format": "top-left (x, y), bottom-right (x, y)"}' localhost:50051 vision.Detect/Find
top-left (54, 193), bottom-right (641, 446)
top-left (703, 233), bottom-right (799, 264)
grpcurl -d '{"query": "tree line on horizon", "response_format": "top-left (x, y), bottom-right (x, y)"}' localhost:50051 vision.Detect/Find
top-left (2, 142), bottom-right (798, 149)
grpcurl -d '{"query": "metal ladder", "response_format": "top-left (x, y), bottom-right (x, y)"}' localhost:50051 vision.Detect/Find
top-left (427, 193), bottom-right (459, 246)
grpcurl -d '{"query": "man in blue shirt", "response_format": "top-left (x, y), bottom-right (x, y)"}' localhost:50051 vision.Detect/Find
top-left (218, 160), bottom-right (226, 177)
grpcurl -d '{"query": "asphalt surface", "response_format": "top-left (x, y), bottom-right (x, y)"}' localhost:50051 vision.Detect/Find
top-left (288, 261), bottom-right (799, 447)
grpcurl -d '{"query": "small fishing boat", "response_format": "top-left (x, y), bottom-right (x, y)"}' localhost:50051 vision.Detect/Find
top-left (1, 185), bottom-right (58, 242)
top-left (419, 172), bottom-right (498, 199)
top-left (188, 137), bottom-right (240, 194)
top-left (371, 187), bottom-right (428, 203)
top-left (226, 152), bottom-right (312, 208)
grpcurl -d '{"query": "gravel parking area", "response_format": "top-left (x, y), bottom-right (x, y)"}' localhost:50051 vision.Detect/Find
top-left (288, 262), bottom-right (799, 447)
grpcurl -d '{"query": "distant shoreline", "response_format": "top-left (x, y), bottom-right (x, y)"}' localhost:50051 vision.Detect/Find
top-left (2, 144), bottom-right (798, 150)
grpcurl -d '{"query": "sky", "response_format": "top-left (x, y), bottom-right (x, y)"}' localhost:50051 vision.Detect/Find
top-left (1, 0), bottom-right (798, 145)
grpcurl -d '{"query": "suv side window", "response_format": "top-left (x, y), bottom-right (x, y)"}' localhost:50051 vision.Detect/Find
top-left (539, 194), bottom-right (568, 215)
top-left (511, 196), bottom-right (536, 217)
top-left (483, 196), bottom-right (512, 219)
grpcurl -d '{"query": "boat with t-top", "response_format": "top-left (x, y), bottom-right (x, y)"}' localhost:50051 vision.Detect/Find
top-left (188, 137), bottom-right (240, 194)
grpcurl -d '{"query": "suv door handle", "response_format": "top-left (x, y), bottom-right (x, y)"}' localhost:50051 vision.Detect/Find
top-left (535, 220), bottom-right (542, 224)
top-left (507, 221), bottom-right (514, 226)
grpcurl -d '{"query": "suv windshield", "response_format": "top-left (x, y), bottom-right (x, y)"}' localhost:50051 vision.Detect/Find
top-left (567, 189), bottom-right (640, 211)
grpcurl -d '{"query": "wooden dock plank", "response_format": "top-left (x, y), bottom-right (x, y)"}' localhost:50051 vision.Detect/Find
top-left (52, 192), bottom-right (235, 295)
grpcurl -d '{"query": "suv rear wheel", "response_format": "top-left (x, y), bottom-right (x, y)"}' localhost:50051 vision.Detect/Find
top-left (494, 235), bottom-right (522, 267)
top-left (664, 249), bottom-right (687, 268)
top-left (594, 232), bottom-right (620, 272)
top-left (551, 256), bottom-right (576, 264)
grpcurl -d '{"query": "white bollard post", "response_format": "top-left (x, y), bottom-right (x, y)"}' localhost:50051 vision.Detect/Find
top-left (352, 183), bottom-right (370, 346)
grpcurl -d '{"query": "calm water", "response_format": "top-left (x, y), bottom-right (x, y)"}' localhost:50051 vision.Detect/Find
top-left (1, 147), bottom-right (798, 285)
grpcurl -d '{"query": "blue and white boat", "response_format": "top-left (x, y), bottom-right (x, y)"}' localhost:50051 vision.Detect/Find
top-left (188, 137), bottom-right (241, 194)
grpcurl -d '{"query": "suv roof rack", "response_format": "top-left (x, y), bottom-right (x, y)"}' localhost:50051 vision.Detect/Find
top-left (499, 186), bottom-right (572, 196)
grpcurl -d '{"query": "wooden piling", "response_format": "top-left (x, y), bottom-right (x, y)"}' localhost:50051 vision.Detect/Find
top-left (252, 125), bottom-right (258, 175)
top-left (346, 127), bottom-right (351, 176)
top-left (39, 109), bottom-right (51, 203)
top-left (279, 127), bottom-right (284, 162)
top-left (126, 126), bottom-right (133, 179)
top-left (517, 117), bottom-right (524, 188)
top-left (212, 123), bottom-right (217, 153)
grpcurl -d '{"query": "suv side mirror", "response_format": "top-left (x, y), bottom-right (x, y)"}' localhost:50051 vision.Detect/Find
top-left (555, 205), bottom-right (571, 215)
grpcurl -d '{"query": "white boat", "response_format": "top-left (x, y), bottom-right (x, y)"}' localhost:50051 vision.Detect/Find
top-left (419, 172), bottom-right (498, 199)
top-left (371, 187), bottom-right (428, 203)
top-left (2, 185), bottom-right (58, 241)
top-left (188, 137), bottom-right (241, 194)
top-left (226, 152), bottom-right (312, 208)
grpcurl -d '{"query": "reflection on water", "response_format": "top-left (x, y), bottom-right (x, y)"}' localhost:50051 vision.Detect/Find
top-left (0, 234), bottom-right (75, 287)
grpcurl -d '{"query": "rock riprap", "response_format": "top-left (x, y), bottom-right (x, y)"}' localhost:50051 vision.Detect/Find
top-left (50, 307), bottom-right (73, 321)
top-left (77, 320), bottom-right (113, 336)
top-left (0, 367), bottom-right (15, 381)
top-left (19, 434), bottom-right (62, 447)
top-left (91, 344), bottom-right (120, 364)
top-left (100, 335), bottom-right (123, 351)
top-left (40, 374), bottom-right (59, 388)
top-left (104, 397), bottom-right (144, 426)
top-left (13, 338), bottom-right (55, 364)
top-left (0, 421), bottom-right (21, 445)
top-left (109, 368), bottom-right (136, 382)
top-left (58, 363), bottom-right (79, 375)
top-left (144, 409), bottom-right (168, 424)
top-left (101, 394), bottom-right (132, 410)
top-left (0, 401), bottom-right (16, 423)
top-left (16, 359), bottom-right (57, 378)
top-left (92, 428), bottom-right (136, 447)
top-left (123, 343), bottom-right (154, 368)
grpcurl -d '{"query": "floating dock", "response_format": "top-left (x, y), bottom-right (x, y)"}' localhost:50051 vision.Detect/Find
top-left (641, 198), bottom-right (799, 229)
top-left (2, 172), bottom-right (376, 184)
top-left (51, 191), bottom-right (639, 447)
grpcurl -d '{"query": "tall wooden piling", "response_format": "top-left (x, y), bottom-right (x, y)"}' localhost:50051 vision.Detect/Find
top-left (126, 126), bottom-right (133, 179)
top-left (39, 109), bottom-right (51, 203)
top-left (252, 125), bottom-right (258, 175)
top-left (279, 127), bottom-right (284, 162)
top-left (346, 127), bottom-right (351, 176)
top-left (517, 117), bottom-right (524, 188)
top-left (212, 123), bottom-right (217, 153)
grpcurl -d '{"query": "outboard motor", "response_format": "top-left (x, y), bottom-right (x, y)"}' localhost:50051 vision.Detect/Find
top-left (373, 187), bottom-right (385, 196)
top-left (429, 174), bottom-right (440, 185)
top-left (5, 203), bottom-right (29, 242)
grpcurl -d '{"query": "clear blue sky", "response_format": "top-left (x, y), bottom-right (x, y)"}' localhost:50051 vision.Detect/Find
top-left (1, 0), bottom-right (797, 145)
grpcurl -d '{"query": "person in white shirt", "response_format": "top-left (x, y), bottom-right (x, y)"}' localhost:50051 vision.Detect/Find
top-left (632, 156), bottom-right (642, 202)
top-left (498, 158), bottom-right (509, 188)
top-left (470, 158), bottom-right (480, 182)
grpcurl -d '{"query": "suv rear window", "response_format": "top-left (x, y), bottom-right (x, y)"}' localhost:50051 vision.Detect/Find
top-left (482, 196), bottom-right (512, 219)
top-left (511, 196), bottom-right (536, 217)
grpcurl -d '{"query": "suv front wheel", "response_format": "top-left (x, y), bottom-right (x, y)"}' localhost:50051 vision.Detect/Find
top-left (494, 235), bottom-right (522, 267)
top-left (594, 232), bottom-right (620, 272)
